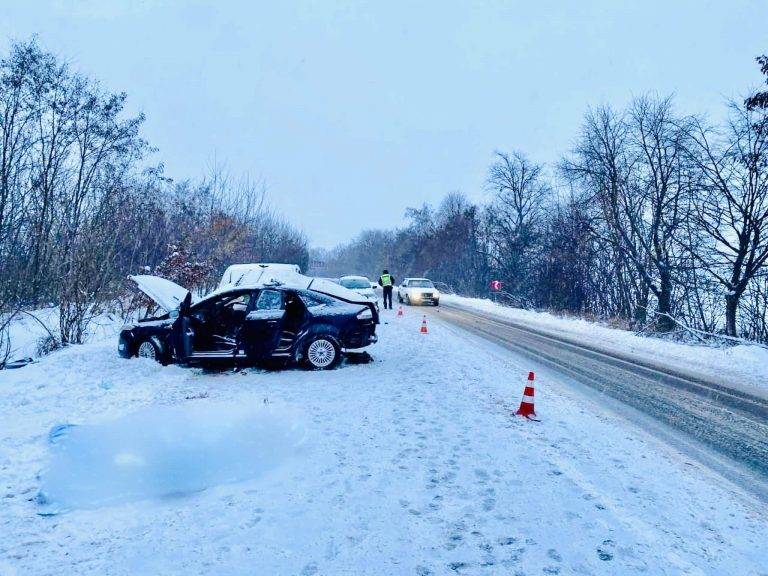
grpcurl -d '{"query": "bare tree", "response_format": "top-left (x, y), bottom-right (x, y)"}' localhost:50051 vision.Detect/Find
top-left (560, 105), bottom-right (650, 325)
top-left (628, 96), bottom-right (696, 331)
top-left (562, 98), bottom-right (695, 332)
top-left (685, 103), bottom-right (768, 336)
top-left (745, 55), bottom-right (768, 111)
top-left (484, 150), bottom-right (551, 297)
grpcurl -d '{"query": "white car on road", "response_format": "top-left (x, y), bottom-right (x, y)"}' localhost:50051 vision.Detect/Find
top-left (397, 278), bottom-right (440, 306)
top-left (338, 275), bottom-right (379, 310)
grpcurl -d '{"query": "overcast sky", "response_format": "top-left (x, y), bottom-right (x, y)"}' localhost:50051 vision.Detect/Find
top-left (3, 1), bottom-right (766, 247)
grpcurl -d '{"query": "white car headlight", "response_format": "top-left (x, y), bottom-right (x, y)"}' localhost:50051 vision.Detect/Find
top-left (357, 308), bottom-right (373, 320)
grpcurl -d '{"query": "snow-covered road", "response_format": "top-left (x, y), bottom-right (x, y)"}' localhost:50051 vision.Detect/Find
top-left (1, 309), bottom-right (767, 575)
top-left (428, 303), bottom-right (768, 495)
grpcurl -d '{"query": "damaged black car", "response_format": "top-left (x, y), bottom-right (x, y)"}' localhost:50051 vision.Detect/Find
top-left (118, 274), bottom-right (378, 370)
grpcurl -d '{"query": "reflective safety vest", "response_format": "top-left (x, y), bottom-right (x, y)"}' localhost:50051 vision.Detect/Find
top-left (380, 273), bottom-right (392, 287)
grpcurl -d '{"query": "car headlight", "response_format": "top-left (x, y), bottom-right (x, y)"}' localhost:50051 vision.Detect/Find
top-left (357, 308), bottom-right (373, 320)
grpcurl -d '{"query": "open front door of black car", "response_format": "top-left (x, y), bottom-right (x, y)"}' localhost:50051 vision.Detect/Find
top-left (240, 288), bottom-right (285, 360)
top-left (171, 292), bottom-right (193, 361)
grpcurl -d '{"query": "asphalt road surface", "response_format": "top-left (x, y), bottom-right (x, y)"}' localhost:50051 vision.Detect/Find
top-left (425, 302), bottom-right (768, 501)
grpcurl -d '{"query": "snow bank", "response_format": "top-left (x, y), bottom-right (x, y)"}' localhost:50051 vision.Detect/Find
top-left (4, 308), bottom-right (59, 360)
top-left (443, 294), bottom-right (768, 393)
top-left (4, 307), bottom-right (119, 361)
top-left (36, 402), bottom-right (306, 513)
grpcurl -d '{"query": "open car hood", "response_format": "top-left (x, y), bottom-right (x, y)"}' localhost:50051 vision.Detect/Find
top-left (129, 275), bottom-right (191, 313)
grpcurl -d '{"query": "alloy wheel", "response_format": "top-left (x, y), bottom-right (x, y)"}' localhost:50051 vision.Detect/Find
top-left (307, 338), bottom-right (336, 368)
top-left (138, 340), bottom-right (157, 360)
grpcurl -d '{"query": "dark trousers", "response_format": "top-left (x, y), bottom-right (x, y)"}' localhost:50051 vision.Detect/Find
top-left (382, 286), bottom-right (393, 309)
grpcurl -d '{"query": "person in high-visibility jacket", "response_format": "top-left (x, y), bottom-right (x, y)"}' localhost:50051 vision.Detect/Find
top-left (378, 269), bottom-right (396, 310)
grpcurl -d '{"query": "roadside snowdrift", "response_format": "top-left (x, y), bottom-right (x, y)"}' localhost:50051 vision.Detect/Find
top-left (443, 295), bottom-right (768, 393)
top-left (4, 307), bottom-right (120, 361)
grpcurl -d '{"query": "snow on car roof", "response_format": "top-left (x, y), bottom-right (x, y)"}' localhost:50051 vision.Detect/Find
top-left (219, 263), bottom-right (301, 289)
top-left (223, 263), bottom-right (300, 273)
top-left (205, 270), bottom-right (369, 306)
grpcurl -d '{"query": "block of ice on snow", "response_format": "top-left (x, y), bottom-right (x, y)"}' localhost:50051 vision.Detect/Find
top-left (36, 402), bottom-right (306, 513)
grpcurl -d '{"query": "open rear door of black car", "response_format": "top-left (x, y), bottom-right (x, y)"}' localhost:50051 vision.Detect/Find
top-left (241, 309), bottom-right (284, 359)
top-left (239, 288), bottom-right (286, 359)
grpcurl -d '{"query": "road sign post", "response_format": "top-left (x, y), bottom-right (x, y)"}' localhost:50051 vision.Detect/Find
top-left (489, 279), bottom-right (502, 303)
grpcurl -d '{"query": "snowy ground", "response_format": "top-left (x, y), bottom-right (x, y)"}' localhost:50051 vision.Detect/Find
top-left (443, 295), bottom-right (768, 395)
top-left (1, 309), bottom-right (767, 575)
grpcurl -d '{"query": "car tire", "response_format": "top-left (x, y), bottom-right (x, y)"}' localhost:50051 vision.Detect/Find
top-left (398, 293), bottom-right (403, 303)
top-left (303, 335), bottom-right (341, 370)
top-left (434, 301), bottom-right (439, 307)
top-left (136, 337), bottom-right (166, 365)
top-left (405, 294), bottom-right (411, 306)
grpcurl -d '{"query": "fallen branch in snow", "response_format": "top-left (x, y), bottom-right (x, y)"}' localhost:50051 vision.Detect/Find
top-left (634, 307), bottom-right (768, 350)
top-left (0, 307), bottom-right (23, 367)
top-left (490, 290), bottom-right (536, 311)
top-left (17, 310), bottom-right (58, 344)
top-left (0, 321), bottom-right (11, 367)
top-left (0, 308), bottom-right (61, 366)
top-left (15, 310), bottom-right (62, 357)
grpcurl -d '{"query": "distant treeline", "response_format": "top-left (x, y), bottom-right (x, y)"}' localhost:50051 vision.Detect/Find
top-left (319, 58), bottom-right (768, 343)
top-left (0, 40), bottom-right (308, 350)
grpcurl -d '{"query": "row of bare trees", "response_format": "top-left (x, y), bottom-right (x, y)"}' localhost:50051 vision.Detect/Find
top-left (560, 95), bottom-right (768, 338)
top-left (321, 58), bottom-right (768, 343)
top-left (0, 40), bottom-right (308, 357)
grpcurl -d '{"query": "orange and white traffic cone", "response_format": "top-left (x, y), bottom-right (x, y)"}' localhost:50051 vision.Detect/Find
top-left (397, 306), bottom-right (403, 317)
top-left (515, 372), bottom-right (537, 419)
top-left (420, 315), bottom-right (428, 334)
